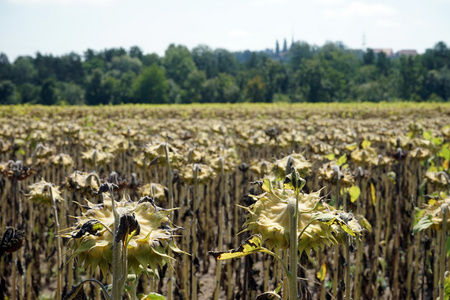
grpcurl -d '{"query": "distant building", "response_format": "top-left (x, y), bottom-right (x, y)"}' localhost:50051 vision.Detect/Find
top-left (372, 48), bottom-right (394, 57)
top-left (396, 49), bottom-right (418, 56)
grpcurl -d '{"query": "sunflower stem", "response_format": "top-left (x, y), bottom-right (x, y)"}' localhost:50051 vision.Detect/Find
top-left (214, 157), bottom-right (225, 300)
top-left (288, 189), bottom-right (300, 300)
top-left (45, 183), bottom-right (62, 300)
top-left (163, 143), bottom-right (175, 300)
top-left (110, 184), bottom-right (124, 300)
top-left (192, 164), bottom-right (199, 300)
top-left (344, 236), bottom-right (351, 300)
top-left (439, 204), bottom-right (448, 300)
top-left (333, 174), bottom-right (340, 298)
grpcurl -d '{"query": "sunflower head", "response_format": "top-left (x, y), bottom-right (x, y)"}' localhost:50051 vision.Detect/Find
top-left (27, 179), bottom-right (62, 206)
top-left (179, 163), bottom-right (216, 185)
top-left (243, 178), bottom-right (365, 254)
top-left (272, 154), bottom-right (311, 180)
top-left (414, 194), bottom-right (450, 233)
top-left (66, 194), bottom-right (183, 277)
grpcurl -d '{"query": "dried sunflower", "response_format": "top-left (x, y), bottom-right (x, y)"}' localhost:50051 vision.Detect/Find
top-left (27, 179), bottom-right (62, 206)
top-left (242, 179), bottom-right (364, 254)
top-left (414, 194), bottom-right (450, 233)
top-left (0, 227), bottom-right (25, 256)
top-left (66, 195), bottom-right (183, 276)
top-left (271, 154), bottom-right (311, 180)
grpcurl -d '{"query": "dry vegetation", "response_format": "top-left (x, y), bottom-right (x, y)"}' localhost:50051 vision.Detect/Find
top-left (0, 103), bottom-right (450, 300)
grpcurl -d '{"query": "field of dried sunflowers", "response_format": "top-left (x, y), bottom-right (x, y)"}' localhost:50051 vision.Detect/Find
top-left (0, 103), bottom-right (449, 300)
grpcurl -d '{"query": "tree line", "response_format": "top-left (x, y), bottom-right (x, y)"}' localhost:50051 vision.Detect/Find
top-left (0, 41), bottom-right (449, 105)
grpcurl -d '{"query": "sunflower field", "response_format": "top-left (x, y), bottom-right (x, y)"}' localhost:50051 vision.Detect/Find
top-left (0, 103), bottom-right (449, 300)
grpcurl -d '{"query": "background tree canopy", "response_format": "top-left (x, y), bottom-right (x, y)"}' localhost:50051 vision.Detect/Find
top-left (1, 41), bottom-right (450, 105)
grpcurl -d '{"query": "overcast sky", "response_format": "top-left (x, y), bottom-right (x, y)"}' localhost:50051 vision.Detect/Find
top-left (1, 0), bottom-right (449, 61)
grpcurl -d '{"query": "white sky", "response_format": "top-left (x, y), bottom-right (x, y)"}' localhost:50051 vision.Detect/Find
top-left (1, 0), bottom-right (449, 62)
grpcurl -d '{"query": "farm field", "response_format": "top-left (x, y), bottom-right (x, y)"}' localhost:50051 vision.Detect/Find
top-left (0, 103), bottom-right (450, 300)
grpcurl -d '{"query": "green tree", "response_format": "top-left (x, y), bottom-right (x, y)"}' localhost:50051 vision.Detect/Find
top-left (422, 67), bottom-right (450, 101)
top-left (110, 55), bottom-right (142, 74)
top-left (142, 53), bottom-right (160, 67)
top-left (13, 56), bottom-right (37, 84)
top-left (83, 49), bottom-right (106, 74)
top-left (201, 78), bottom-right (218, 103)
top-left (363, 49), bottom-right (375, 65)
top-left (55, 52), bottom-right (84, 83)
top-left (183, 70), bottom-right (206, 103)
top-left (85, 69), bottom-right (104, 105)
top-left (167, 79), bottom-right (182, 104)
top-left (0, 53), bottom-right (12, 80)
top-left (132, 64), bottom-right (168, 103)
top-left (164, 44), bottom-right (197, 86)
top-left (116, 71), bottom-right (136, 103)
top-left (398, 56), bottom-right (423, 100)
top-left (245, 75), bottom-right (266, 102)
top-left (263, 60), bottom-right (288, 101)
top-left (0, 80), bottom-right (18, 104)
top-left (290, 58), bottom-right (338, 102)
top-left (129, 46), bottom-right (143, 60)
top-left (57, 82), bottom-right (85, 105)
top-left (215, 49), bottom-right (238, 75)
top-left (18, 83), bottom-right (40, 104)
top-left (216, 73), bottom-right (240, 103)
top-left (376, 52), bottom-right (390, 76)
top-left (289, 42), bottom-right (313, 72)
top-left (39, 78), bottom-right (58, 105)
top-left (192, 45), bottom-right (218, 78)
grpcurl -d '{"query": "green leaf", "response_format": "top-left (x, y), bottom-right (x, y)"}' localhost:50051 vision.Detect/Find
top-left (431, 137), bottom-right (442, 146)
top-left (445, 275), bottom-right (450, 298)
top-left (139, 292), bottom-right (166, 300)
top-left (423, 130), bottom-right (432, 141)
top-left (261, 179), bottom-right (272, 193)
top-left (209, 235), bottom-right (263, 260)
top-left (446, 236), bottom-right (450, 258)
top-left (359, 217), bottom-right (372, 233)
top-left (313, 212), bottom-right (356, 236)
top-left (336, 153), bottom-right (347, 167)
top-left (284, 168), bottom-right (306, 192)
top-left (349, 186), bottom-right (361, 203)
top-left (361, 140), bottom-right (371, 149)
top-left (345, 143), bottom-right (357, 151)
top-left (324, 153), bottom-right (335, 161)
top-left (254, 292), bottom-right (282, 300)
top-left (339, 223), bottom-right (356, 236)
top-left (438, 145), bottom-right (450, 161)
top-left (370, 182), bottom-right (376, 206)
top-left (316, 262), bottom-right (327, 281)
top-left (254, 281), bottom-right (283, 299)
top-left (413, 215), bottom-right (433, 234)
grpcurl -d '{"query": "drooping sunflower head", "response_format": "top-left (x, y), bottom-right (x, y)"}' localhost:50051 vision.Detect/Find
top-left (271, 154), bottom-right (311, 180)
top-left (179, 163), bottom-right (216, 185)
top-left (243, 179), bottom-right (365, 254)
top-left (27, 179), bottom-right (62, 206)
top-left (414, 194), bottom-right (450, 233)
top-left (66, 194), bottom-right (183, 277)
